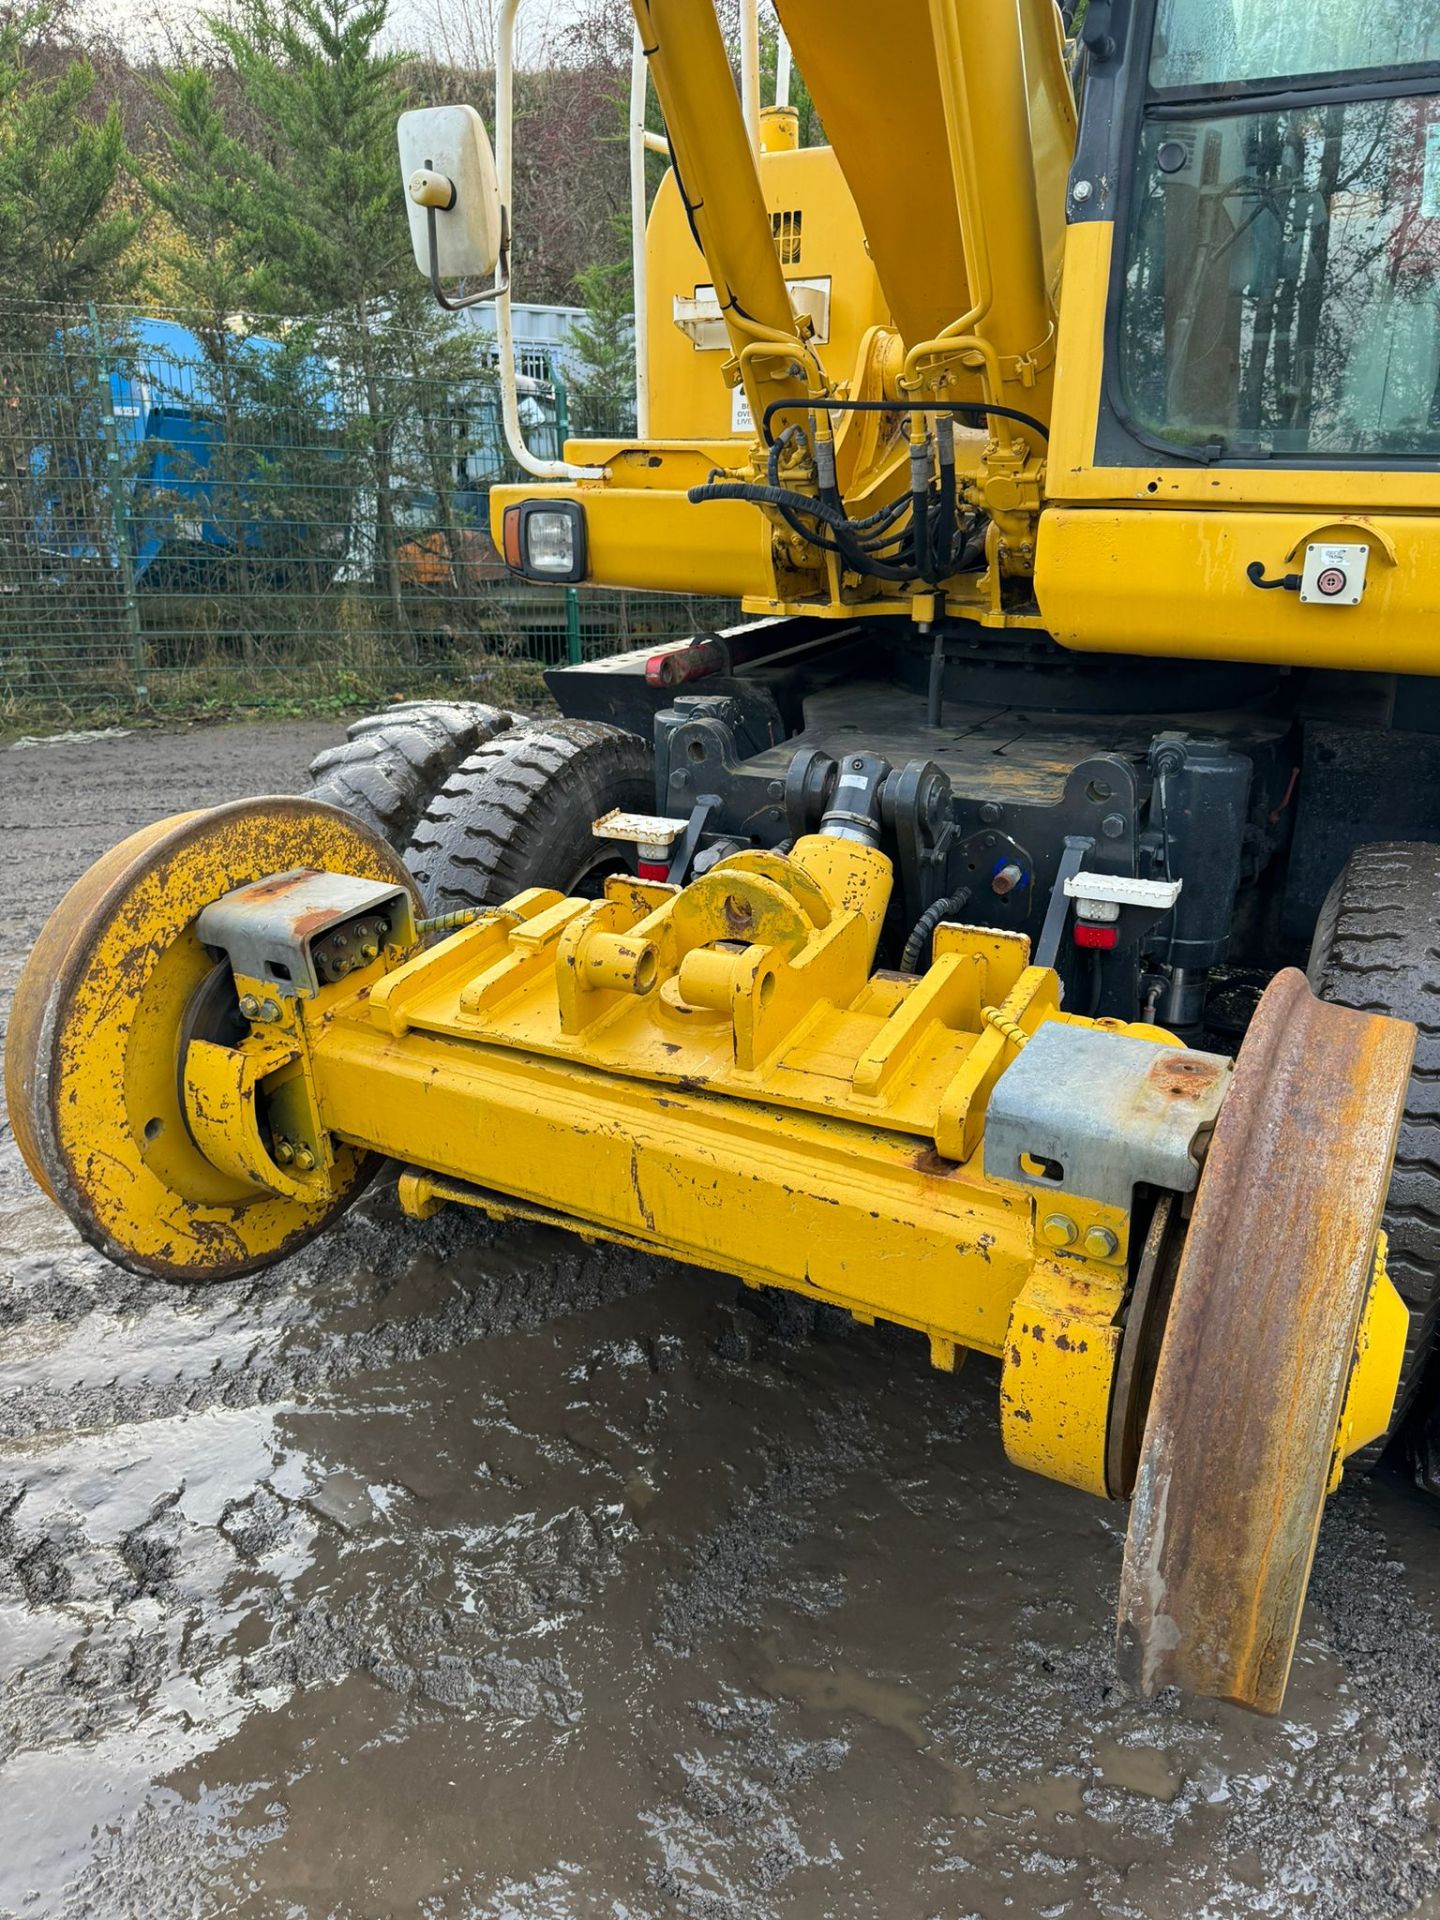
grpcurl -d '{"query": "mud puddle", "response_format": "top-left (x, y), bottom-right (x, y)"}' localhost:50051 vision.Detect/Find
top-left (4, 722), bottom-right (1440, 1919)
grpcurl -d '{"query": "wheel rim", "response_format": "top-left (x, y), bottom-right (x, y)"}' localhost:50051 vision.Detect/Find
top-left (1116, 968), bottom-right (1414, 1712)
top-left (6, 797), bottom-right (420, 1283)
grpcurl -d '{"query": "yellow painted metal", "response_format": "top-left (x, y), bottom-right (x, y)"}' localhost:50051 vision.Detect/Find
top-left (642, 145), bottom-right (885, 445)
top-left (4, 799), bottom-right (420, 1280)
top-left (1038, 220), bottom-right (1440, 676)
top-left (4, 799), bottom-right (1417, 1682)
top-left (494, 0), bottom-right (1074, 613)
top-left (155, 828), bottom-right (1169, 1382)
top-left (1330, 1236), bottom-right (1410, 1491)
top-left (629, 0), bottom-right (816, 434)
top-left (1046, 222), bottom-right (1440, 513)
top-left (490, 6), bottom-right (1440, 672)
top-left (1036, 506), bottom-right (1440, 675)
top-left (1000, 1258), bottom-right (1127, 1499)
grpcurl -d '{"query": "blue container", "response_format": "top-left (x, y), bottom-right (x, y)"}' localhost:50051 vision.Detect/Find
top-left (34, 317), bottom-right (349, 592)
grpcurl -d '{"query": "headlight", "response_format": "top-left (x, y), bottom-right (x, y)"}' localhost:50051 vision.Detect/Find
top-left (502, 500), bottom-right (587, 583)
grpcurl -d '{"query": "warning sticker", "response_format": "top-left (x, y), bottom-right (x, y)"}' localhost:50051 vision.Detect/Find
top-left (1423, 123), bottom-right (1440, 221)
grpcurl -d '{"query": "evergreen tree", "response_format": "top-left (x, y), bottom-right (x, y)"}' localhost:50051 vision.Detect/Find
top-left (196, 0), bottom-right (438, 624)
top-left (564, 260), bottom-right (636, 438)
top-left (0, 6), bottom-right (141, 338)
top-left (143, 67), bottom-right (259, 344)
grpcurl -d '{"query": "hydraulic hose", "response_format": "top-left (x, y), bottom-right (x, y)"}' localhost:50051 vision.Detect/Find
top-left (760, 395), bottom-right (1050, 447)
top-left (901, 889), bottom-right (973, 974)
top-left (689, 480), bottom-right (925, 583)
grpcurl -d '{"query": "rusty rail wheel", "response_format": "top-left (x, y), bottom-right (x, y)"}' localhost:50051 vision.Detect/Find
top-left (1117, 968), bottom-right (1414, 1713)
top-left (6, 798), bottom-right (420, 1283)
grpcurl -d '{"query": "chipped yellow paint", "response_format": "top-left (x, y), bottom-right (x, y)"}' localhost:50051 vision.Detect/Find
top-left (5, 799), bottom-right (419, 1281)
top-left (1330, 1234), bottom-right (1409, 1491)
top-left (999, 1258), bottom-right (1126, 1499)
top-left (6, 802), bottom-right (1412, 1586)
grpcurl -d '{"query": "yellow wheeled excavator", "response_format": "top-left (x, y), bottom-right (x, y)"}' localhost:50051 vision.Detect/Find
top-left (11, 0), bottom-right (1440, 1714)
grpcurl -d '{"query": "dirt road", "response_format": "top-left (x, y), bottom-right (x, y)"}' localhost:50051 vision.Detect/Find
top-left (3, 721), bottom-right (1440, 1920)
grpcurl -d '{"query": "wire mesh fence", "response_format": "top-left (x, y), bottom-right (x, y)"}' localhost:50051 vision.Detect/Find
top-left (0, 304), bottom-right (741, 720)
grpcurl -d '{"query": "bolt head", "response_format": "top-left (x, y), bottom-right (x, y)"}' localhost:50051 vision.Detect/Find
top-left (979, 802), bottom-right (1001, 825)
top-left (294, 1146), bottom-right (316, 1172)
top-left (260, 999), bottom-right (282, 1022)
top-left (273, 1137), bottom-right (294, 1164)
top-left (238, 994), bottom-right (260, 1018)
top-left (1042, 1213), bottom-right (1079, 1249)
top-left (1073, 178), bottom-right (1094, 203)
top-left (1083, 1225), bottom-right (1120, 1260)
top-left (1101, 813), bottom-right (1126, 840)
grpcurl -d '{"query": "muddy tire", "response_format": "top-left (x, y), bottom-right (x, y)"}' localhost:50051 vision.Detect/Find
top-left (1307, 841), bottom-right (1440, 1463)
top-left (406, 720), bottom-right (655, 913)
top-left (304, 701), bottom-right (521, 853)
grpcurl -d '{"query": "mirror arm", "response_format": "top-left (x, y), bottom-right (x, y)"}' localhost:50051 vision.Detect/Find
top-left (425, 202), bottom-right (510, 313)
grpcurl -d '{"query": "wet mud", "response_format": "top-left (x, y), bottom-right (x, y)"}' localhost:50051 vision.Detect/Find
top-left (3, 721), bottom-right (1440, 1919)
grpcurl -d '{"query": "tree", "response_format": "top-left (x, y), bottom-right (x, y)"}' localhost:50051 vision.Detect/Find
top-left (0, 5), bottom-right (141, 336)
top-left (143, 66), bottom-right (259, 340)
top-left (563, 260), bottom-right (635, 437)
top-left (199, 0), bottom-right (474, 626)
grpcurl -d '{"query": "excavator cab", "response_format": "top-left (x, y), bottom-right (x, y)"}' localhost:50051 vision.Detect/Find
top-left (1044, 0), bottom-right (1440, 667)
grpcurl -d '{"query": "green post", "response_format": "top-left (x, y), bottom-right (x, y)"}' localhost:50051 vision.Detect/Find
top-left (549, 356), bottom-right (583, 666)
top-left (87, 303), bottom-right (148, 703)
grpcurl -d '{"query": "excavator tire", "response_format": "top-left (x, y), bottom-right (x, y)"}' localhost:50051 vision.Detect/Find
top-left (406, 719), bottom-right (655, 912)
top-left (1307, 840), bottom-right (1440, 1465)
top-left (304, 701), bottom-right (521, 852)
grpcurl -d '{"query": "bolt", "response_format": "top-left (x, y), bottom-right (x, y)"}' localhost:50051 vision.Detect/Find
top-left (259, 999), bottom-right (282, 1022)
top-left (768, 781), bottom-right (784, 801)
top-left (293, 1145), bottom-right (316, 1172)
top-left (1101, 813), bottom-right (1126, 840)
top-left (376, 918), bottom-right (390, 936)
top-left (979, 802), bottom-right (1001, 825)
top-left (273, 1137), bottom-right (294, 1164)
top-left (1084, 1225), bottom-right (1121, 1260)
top-left (1073, 178), bottom-right (1094, 203)
top-left (238, 993), bottom-right (260, 1019)
top-left (992, 862), bottom-right (1025, 897)
top-left (359, 941), bottom-right (379, 961)
top-left (1042, 1213), bottom-right (1079, 1249)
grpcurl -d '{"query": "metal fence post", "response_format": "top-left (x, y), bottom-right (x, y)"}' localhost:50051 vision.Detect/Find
top-left (86, 302), bottom-right (148, 703)
top-left (549, 357), bottom-right (583, 666)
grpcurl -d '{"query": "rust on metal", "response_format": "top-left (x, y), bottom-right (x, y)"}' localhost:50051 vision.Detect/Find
top-left (1144, 1051), bottom-right (1225, 1102)
top-left (1117, 968), bottom-right (1415, 1713)
top-left (5, 797), bottom-right (420, 1283)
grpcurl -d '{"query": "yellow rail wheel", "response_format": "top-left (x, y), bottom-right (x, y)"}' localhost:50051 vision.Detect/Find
top-left (1116, 969), bottom-right (1414, 1713)
top-left (6, 797), bottom-right (420, 1284)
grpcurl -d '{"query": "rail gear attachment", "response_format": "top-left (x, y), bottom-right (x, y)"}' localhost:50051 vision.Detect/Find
top-left (6, 794), bottom-right (1414, 1715)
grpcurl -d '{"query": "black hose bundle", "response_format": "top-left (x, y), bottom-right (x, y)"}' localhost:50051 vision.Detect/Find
top-left (687, 395), bottom-right (1001, 590)
top-left (901, 889), bottom-right (973, 974)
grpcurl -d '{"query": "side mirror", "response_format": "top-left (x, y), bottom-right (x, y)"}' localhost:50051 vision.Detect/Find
top-left (397, 105), bottom-right (503, 285)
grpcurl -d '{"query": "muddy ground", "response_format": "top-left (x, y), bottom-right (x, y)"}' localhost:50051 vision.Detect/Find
top-left (3, 720), bottom-right (1440, 1920)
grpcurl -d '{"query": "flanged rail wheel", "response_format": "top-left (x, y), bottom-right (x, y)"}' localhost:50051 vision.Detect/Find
top-left (5, 797), bottom-right (420, 1283)
top-left (1116, 969), bottom-right (1414, 1713)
